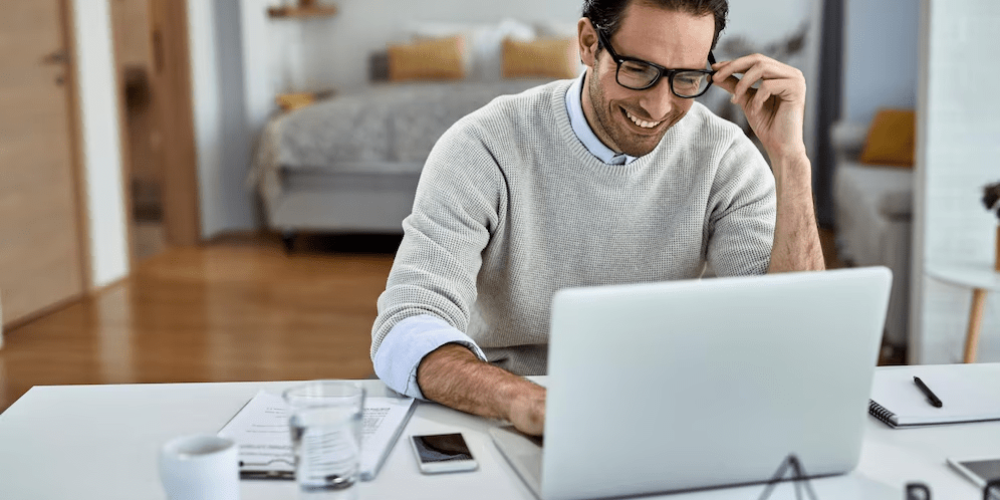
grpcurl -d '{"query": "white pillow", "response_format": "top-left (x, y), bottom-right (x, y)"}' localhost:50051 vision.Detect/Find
top-left (408, 18), bottom-right (536, 82)
top-left (536, 20), bottom-right (580, 39)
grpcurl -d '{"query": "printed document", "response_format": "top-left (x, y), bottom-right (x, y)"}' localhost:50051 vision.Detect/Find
top-left (218, 390), bottom-right (416, 480)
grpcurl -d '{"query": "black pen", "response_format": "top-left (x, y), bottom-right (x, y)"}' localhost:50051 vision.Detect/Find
top-left (240, 470), bottom-right (294, 480)
top-left (913, 376), bottom-right (943, 408)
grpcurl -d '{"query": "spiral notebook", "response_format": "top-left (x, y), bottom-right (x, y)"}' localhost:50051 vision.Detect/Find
top-left (869, 364), bottom-right (1000, 428)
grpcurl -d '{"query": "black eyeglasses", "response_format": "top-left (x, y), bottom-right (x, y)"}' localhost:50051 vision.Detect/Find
top-left (595, 27), bottom-right (716, 98)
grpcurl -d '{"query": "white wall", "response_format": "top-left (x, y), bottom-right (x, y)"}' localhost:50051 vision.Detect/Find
top-left (71, 0), bottom-right (130, 288)
top-left (256, 0), bottom-right (820, 95)
top-left (239, 0), bottom-right (583, 134)
top-left (188, 0), bottom-right (224, 239)
top-left (911, 0), bottom-right (1000, 364)
top-left (189, 0), bottom-right (257, 239)
top-left (842, 0), bottom-right (920, 125)
top-left (291, 0), bottom-right (584, 92)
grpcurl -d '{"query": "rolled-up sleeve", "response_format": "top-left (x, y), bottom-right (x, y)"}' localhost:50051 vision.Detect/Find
top-left (373, 315), bottom-right (488, 399)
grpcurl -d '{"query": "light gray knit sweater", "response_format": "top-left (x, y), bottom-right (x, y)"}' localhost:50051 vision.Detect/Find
top-left (372, 79), bottom-right (775, 376)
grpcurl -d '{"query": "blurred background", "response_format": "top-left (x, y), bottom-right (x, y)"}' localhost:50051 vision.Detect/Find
top-left (0, 0), bottom-right (997, 412)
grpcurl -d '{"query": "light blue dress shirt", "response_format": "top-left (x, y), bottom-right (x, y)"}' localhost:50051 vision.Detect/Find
top-left (374, 74), bottom-right (636, 399)
top-left (564, 73), bottom-right (638, 166)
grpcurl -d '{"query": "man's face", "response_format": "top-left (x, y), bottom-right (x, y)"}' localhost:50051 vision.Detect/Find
top-left (579, 2), bottom-right (715, 157)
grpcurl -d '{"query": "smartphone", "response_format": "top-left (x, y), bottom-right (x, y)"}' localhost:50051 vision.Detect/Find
top-left (947, 456), bottom-right (1000, 488)
top-left (410, 433), bottom-right (478, 474)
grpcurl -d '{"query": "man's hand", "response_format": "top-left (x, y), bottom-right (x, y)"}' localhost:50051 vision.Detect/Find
top-left (711, 54), bottom-right (808, 163)
top-left (417, 343), bottom-right (547, 436)
top-left (507, 385), bottom-right (546, 436)
top-left (711, 54), bottom-right (825, 273)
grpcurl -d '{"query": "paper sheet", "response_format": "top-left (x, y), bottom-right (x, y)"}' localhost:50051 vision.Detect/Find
top-left (218, 390), bottom-right (416, 480)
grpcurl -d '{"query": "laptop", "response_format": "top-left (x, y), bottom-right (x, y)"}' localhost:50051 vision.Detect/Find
top-left (491, 267), bottom-right (892, 500)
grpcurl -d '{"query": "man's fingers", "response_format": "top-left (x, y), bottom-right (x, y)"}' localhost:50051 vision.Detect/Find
top-left (713, 54), bottom-right (802, 83)
top-left (734, 86), bottom-right (756, 108)
top-left (751, 81), bottom-right (775, 114)
top-left (711, 59), bottom-right (732, 70)
top-left (713, 74), bottom-right (740, 95)
top-left (734, 65), bottom-right (766, 103)
top-left (712, 54), bottom-right (764, 81)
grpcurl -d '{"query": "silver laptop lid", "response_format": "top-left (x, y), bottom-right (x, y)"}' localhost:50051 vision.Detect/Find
top-left (541, 267), bottom-right (891, 500)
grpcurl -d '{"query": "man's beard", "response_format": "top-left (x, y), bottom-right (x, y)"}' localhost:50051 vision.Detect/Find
top-left (587, 72), bottom-right (672, 158)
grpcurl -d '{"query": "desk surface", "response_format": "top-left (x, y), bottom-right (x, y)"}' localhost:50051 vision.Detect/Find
top-left (0, 367), bottom-right (996, 500)
top-left (927, 260), bottom-right (1000, 290)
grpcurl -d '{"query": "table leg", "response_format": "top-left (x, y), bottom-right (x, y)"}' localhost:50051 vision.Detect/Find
top-left (964, 288), bottom-right (988, 363)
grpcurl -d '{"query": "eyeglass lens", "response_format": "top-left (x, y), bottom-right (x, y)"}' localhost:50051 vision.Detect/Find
top-left (616, 61), bottom-right (711, 97)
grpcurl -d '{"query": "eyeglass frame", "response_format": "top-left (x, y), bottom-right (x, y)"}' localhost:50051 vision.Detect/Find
top-left (594, 24), bottom-right (717, 98)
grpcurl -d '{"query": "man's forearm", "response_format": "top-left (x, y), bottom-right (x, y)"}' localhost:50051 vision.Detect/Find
top-left (416, 343), bottom-right (546, 435)
top-left (767, 155), bottom-right (825, 273)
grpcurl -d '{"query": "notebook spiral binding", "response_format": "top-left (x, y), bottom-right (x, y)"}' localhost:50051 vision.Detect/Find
top-left (868, 399), bottom-right (898, 427)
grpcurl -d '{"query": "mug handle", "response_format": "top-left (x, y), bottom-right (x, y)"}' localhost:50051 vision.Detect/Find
top-left (905, 482), bottom-right (931, 500)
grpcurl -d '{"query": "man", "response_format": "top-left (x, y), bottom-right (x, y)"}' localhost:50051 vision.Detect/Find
top-left (370, 0), bottom-right (825, 436)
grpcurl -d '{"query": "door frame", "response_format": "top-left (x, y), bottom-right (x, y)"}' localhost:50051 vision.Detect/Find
top-left (149, 0), bottom-right (202, 247)
top-left (108, 0), bottom-right (203, 264)
top-left (59, 0), bottom-right (94, 291)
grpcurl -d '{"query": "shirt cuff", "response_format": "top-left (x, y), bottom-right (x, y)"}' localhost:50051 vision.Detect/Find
top-left (373, 315), bottom-right (487, 400)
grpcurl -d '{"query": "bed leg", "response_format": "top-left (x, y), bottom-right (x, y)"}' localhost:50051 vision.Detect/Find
top-left (281, 230), bottom-right (297, 254)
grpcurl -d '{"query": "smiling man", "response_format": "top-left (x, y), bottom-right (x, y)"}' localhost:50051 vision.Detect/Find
top-left (371, 0), bottom-right (825, 436)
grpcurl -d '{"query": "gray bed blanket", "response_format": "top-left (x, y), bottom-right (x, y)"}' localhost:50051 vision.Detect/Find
top-left (257, 79), bottom-right (551, 177)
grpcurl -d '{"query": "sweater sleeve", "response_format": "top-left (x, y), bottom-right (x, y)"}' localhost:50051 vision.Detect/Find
top-left (705, 135), bottom-right (777, 277)
top-left (370, 120), bottom-right (503, 392)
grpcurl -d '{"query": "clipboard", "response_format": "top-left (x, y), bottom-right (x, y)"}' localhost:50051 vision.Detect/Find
top-left (217, 389), bottom-right (417, 481)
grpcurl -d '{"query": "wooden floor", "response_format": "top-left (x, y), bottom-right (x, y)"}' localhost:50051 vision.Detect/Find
top-left (0, 234), bottom-right (401, 413)
top-left (0, 230), bottom-right (846, 414)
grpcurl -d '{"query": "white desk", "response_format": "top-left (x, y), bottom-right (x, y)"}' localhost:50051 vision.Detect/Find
top-left (0, 367), bottom-right (997, 500)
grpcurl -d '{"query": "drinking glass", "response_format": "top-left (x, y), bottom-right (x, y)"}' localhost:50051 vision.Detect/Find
top-left (283, 381), bottom-right (366, 497)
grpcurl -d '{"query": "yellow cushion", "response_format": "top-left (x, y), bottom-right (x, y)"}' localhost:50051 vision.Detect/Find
top-left (387, 36), bottom-right (465, 82)
top-left (859, 109), bottom-right (916, 167)
top-left (275, 92), bottom-right (316, 112)
top-left (501, 37), bottom-right (579, 80)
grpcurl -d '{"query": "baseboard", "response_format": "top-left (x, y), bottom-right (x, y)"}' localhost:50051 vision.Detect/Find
top-left (1, 293), bottom-right (86, 335)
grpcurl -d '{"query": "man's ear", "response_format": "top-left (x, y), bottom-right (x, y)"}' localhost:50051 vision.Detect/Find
top-left (578, 18), bottom-right (599, 69)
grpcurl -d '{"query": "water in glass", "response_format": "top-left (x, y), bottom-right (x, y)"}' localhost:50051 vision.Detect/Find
top-left (290, 405), bottom-right (363, 491)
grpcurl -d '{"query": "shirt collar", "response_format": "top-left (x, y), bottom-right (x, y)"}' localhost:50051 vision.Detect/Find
top-left (565, 73), bottom-right (637, 166)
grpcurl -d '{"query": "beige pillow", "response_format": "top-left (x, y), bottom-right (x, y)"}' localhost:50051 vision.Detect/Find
top-left (387, 36), bottom-right (466, 82)
top-left (501, 37), bottom-right (579, 80)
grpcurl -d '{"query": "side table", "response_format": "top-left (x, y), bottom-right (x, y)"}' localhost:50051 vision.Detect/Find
top-left (927, 261), bottom-right (1000, 363)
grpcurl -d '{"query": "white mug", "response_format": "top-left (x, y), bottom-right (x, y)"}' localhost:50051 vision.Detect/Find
top-left (159, 435), bottom-right (239, 500)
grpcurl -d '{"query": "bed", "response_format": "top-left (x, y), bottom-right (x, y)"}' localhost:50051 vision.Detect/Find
top-left (251, 78), bottom-right (552, 251)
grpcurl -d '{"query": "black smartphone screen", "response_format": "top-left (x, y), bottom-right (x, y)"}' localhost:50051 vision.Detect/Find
top-left (961, 459), bottom-right (1000, 483)
top-left (412, 433), bottom-right (474, 463)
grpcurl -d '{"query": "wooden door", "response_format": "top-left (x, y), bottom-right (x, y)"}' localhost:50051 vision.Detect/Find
top-left (0, 0), bottom-right (87, 326)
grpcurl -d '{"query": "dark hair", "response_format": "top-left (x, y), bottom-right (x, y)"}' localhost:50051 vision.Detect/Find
top-left (582, 0), bottom-right (728, 51)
